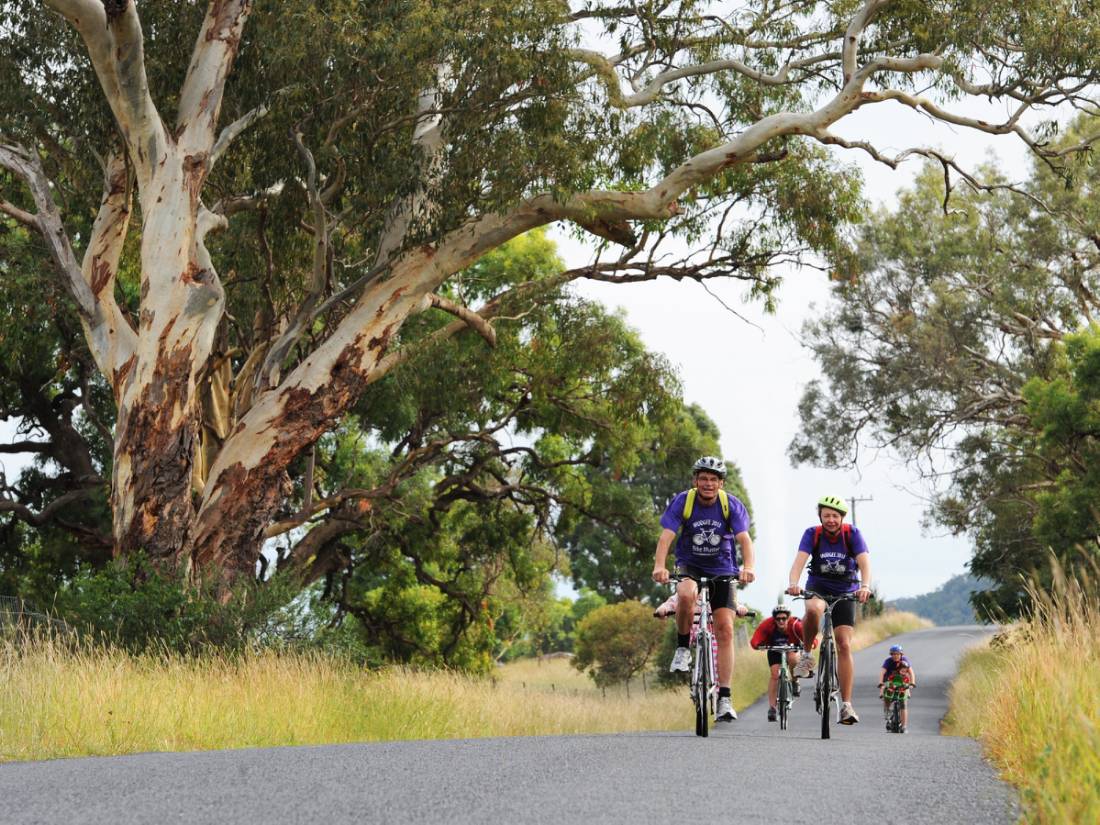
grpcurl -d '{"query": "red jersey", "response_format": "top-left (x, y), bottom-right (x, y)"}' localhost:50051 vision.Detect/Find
top-left (751, 617), bottom-right (816, 650)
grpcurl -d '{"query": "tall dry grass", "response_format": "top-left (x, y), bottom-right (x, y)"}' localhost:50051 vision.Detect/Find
top-left (0, 638), bottom-right (691, 763)
top-left (0, 609), bottom-right (928, 763)
top-left (943, 562), bottom-right (1100, 823)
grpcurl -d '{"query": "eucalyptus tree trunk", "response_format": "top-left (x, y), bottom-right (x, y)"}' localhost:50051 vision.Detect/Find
top-left (34, 0), bottom-right (243, 569)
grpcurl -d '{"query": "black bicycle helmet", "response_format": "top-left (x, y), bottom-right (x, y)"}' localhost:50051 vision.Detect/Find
top-left (692, 455), bottom-right (727, 478)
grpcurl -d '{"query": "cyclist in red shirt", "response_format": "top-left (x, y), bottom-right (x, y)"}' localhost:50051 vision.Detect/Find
top-left (750, 605), bottom-right (814, 721)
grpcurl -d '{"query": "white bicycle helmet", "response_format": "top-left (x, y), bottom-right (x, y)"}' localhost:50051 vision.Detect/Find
top-left (692, 455), bottom-right (727, 478)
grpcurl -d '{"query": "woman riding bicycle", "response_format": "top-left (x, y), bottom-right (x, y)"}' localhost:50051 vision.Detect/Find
top-left (786, 495), bottom-right (872, 725)
top-left (652, 456), bottom-right (756, 723)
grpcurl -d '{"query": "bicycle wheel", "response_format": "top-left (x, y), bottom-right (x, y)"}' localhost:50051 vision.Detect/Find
top-left (889, 700), bottom-right (901, 734)
top-left (695, 632), bottom-right (710, 737)
top-left (777, 673), bottom-right (790, 731)
top-left (818, 643), bottom-right (834, 740)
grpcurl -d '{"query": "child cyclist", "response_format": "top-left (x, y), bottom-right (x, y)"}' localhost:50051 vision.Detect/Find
top-left (880, 661), bottom-right (915, 732)
top-left (878, 644), bottom-right (917, 725)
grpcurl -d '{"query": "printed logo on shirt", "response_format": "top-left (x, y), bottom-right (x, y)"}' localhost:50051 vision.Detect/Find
top-left (687, 519), bottom-right (725, 556)
top-left (816, 546), bottom-right (853, 578)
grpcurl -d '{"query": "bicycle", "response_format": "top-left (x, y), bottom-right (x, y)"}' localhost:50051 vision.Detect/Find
top-left (795, 590), bottom-right (866, 740)
top-left (881, 681), bottom-right (913, 733)
top-left (760, 643), bottom-right (802, 731)
top-left (672, 573), bottom-right (734, 737)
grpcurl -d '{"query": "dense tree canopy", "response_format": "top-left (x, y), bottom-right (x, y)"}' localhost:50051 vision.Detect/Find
top-left (0, 0), bottom-right (1096, 607)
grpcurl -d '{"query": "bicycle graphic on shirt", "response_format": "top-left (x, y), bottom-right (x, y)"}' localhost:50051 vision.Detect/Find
top-left (691, 527), bottom-right (723, 552)
top-left (817, 559), bottom-right (849, 577)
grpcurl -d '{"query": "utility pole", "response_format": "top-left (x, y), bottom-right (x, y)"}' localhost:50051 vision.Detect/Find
top-left (848, 494), bottom-right (875, 618)
top-left (848, 494), bottom-right (873, 526)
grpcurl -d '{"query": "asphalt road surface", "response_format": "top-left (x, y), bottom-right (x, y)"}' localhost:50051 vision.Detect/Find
top-left (0, 626), bottom-right (1016, 825)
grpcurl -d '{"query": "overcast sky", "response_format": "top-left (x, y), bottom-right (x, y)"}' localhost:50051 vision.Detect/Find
top-left (556, 96), bottom-right (1041, 609)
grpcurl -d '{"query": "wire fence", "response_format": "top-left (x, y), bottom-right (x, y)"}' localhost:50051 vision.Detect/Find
top-left (0, 595), bottom-right (72, 638)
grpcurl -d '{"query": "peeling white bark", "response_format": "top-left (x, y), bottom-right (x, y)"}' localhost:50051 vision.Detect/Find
top-left (35, 0), bottom-right (250, 560)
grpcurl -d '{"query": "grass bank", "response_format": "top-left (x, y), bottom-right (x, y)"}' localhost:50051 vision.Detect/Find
top-left (0, 609), bottom-right (927, 763)
top-left (943, 568), bottom-right (1100, 823)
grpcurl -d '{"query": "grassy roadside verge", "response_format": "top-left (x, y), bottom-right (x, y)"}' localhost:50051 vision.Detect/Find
top-left (0, 609), bottom-right (928, 762)
top-left (942, 571), bottom-right (1100, 822)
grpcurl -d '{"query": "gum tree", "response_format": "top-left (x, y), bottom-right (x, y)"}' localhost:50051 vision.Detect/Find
top-left (1, 0), bottom-right (1096, 588)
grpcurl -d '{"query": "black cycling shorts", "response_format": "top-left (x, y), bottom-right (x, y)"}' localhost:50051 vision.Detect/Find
top-left (818, 597), bottom-right (857, 628)
top-left (767, 650), bottom-right (784, 667)
top-left (675, 564), bottom-right (737, 611)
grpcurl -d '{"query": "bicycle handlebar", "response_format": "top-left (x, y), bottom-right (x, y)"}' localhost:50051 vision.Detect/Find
top-left (759, 644), bottom-right (804, 652)
top-left (794, 589), bottom-right (873, 603)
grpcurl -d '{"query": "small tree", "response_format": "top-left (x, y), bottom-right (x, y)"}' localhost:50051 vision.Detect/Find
top-left (572, 600), bottom-right (663, 693)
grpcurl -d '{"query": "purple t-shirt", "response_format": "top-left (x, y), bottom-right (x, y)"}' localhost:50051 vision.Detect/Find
top-left (797, 525), bottom-right (868, 594)
top-left (660, 490), bottom-right (750, 575)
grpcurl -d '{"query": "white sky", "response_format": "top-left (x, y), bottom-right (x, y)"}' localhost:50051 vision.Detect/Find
top-left (555, 96), bottom-right (1042, 608)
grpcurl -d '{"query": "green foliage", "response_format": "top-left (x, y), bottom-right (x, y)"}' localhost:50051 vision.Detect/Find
top-left (9, 0), bottom-right (1087, 644)
top-left (317, 231), bottom-right (755, 669)
top-left (572, 600), bottom-right (664, 688)
top-left (52, 555), bottom-right (295, 655)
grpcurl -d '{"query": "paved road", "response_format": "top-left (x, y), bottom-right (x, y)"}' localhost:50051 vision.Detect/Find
top-left (0, 626), bottom-right (1015, 825)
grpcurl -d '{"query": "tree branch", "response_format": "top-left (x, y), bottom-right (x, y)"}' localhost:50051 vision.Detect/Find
top-left (424, 294), bottom-right (496, 347)
top-left (43, 0), bottom-right (166, 189)
top-left (177, 0), bottom-right (254, 148)
top-left (0, 142), bottom-right (136, 378)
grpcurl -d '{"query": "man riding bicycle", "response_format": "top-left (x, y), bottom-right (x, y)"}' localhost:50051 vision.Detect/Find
top-left (750, 605), bottom-right (814, 722)
top-left (786, 495), bottom-right (872, 725)
top-left (652, 456), bottom-right (756, 723)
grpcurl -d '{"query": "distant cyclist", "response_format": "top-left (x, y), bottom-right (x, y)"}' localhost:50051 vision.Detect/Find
top-left (750, 605), bottom-right (814, 721)
top-left (880, 660), bottom-right (915, 732)
top-left (879, 644), bottom-right (917, 716)
top-left (786, 495), bottom-right (872, 725)
top-left (653, 456), bottom-right (756, 723)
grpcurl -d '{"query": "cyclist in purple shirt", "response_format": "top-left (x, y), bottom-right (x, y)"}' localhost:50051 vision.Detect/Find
top-left (652, 456), bottom-right (756, 723)
top-left (879, 644), bottom-right (917, 717)
top-left (786, 494), bottom-right (872, 725)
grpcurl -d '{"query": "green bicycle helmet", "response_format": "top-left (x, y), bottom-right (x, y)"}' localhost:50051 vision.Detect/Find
top-left (817, 494), bottom-right (849, 515)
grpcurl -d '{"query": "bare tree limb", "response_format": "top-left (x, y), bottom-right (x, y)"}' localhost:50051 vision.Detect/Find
top-left (0, 142), bottom-right (137, 378)
top-left (42, 0), bottom-right (166, 189)
top-left (178, 0), bottom-right (254, 147)
top-left (424, 294), bottom-right (497, 347)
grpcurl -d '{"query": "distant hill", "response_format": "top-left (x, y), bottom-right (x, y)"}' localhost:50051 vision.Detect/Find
top-left (889, 573), bottom-right (992, 625)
